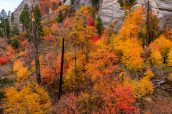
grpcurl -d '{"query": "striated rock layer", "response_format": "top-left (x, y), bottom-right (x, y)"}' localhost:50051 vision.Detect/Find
top-left (99, 0), bottom-right (172, 31)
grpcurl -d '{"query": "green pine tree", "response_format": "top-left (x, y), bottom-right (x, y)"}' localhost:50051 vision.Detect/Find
top-left (20, 4), bottom-right (31, 32)
top-left (34, 5), bottom-right (43, 38)
top-left (57, 10), bottom-right (64, 23)
top-left (95, 17), bottom-right (103, 36)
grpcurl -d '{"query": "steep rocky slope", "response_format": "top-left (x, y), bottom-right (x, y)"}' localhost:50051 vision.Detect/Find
top-left (99, 0), bottom-right (172, 31)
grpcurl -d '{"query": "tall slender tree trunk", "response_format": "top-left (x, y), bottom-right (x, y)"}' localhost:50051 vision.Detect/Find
top-left (58, 37), bottom-right (65, 99)
top-left (32, 20), bottom-right (42, 85)
top-left (74, 35), bottom-right (77, 78)
top-left (145, 0), bottom-right (150, 49)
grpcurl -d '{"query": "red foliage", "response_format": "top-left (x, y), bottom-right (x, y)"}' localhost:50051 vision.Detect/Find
top-left (57, 93), bottom-right (78, 114)
top-left (0, 55), bottom-right (9, 65)
top-left (41, 66), bottom-right (55, 84)
top-left (91, 35), bottom-right (100, 42)
top-left (87, 16), bottom-right (94, 27)
top-left (102, 85), bottom-right (138, 114)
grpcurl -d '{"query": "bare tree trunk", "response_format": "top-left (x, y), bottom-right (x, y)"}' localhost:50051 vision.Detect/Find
top-left (145, 0), bottom-right (150, 49)
top-left (32, 20), bottom-right (42, 85)
top-left (58, 37), bottom-right (65, 99)
top-left (74, 35), bottom-right (77, 78)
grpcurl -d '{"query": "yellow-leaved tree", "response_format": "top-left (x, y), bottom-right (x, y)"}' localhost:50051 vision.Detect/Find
top-left (3, 82), bottom-right (51, 114)
top-left (123, 69), bottom-right (154, 98)
top-left (114, 7), bottom-right (144, 71)
top-left (148, 35), bottom-right (172, 65)
top-left (13, 60), bottom-right (31, 82)
top-left (167, 49), bottom-right (172, 67)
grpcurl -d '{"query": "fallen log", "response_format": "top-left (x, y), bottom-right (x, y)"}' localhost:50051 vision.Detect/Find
top-left (158, 87), bottom-right (172, 93)
top-left (152, 79), bottom-right (168, 88)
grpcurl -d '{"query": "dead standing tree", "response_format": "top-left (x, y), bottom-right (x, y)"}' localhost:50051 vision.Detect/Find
top-left (30, 2), bottom-right (42, 85)
top-left (58, 37), bottom-right (65, 99)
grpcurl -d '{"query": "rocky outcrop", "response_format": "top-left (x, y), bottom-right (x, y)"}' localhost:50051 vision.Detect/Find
top-left (99, 0), bottom-right (125, 32)
top-left (13, 0), bottom-right (38, 31)
top-left (64, 0), bottom-right (92, 9)
top-left (99, 0), bottom-right (172, 31)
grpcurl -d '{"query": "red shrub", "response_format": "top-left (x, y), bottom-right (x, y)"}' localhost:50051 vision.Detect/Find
top-left (0, 55), bottom-right (9, 65)
top-left (87, 16), bottom-right (94, 27)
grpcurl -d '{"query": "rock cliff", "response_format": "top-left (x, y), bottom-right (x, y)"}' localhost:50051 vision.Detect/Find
top-left (99, 0), bottom-right (172, 31)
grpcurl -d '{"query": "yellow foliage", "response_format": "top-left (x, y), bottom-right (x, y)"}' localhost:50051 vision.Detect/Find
top-left (150, 49), bottom-right (163, 65)
top-left (123, 74), bottom-right (154, 98)
top-left (149, 35), bottom-right (172, 65)
top-left (167, 49), bottom-right (172, 67)
top-left (16, 67), bottom-right (30, 81)
top-left (13, 60), bottom-right (30, 82)
top-left (114, 7), bottom-right (144, 71)
top-left (13, 60), bottom-right (23, 72)
top-left (119, 7), bottom-right (144, 40)
top-left (115, 38), bottom-right (144, 70)
top-left (121, 39), bottom-right (144, 70)
top-left (144, 69), bottom-right (154, 80)
top-left (3, 82), bottom-right (51, 114)
top-left (76, 6), bottom-right (94, 17)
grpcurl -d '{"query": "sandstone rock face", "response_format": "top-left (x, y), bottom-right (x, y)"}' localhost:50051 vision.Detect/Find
top-left (64, 0), bottom-right (92, 9)
top-left (99, 0), bottom-right (172, 31)
top-left (13, 0), bottom-right (38, 31)
top-left (99, 0), bottom-right (125, 32)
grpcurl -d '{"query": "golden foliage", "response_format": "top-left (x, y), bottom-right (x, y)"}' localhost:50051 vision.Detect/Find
top-left (13, 60), bottom-right (30, 82)
top-left (3, 82), bottom-right (51, 114)
top-left (123, 70), bottom-right (154, 98)
top-left (167, 49), bottom-right (172, 67)
top-left (121, 39), bottom-right (144, 70)
top-left (119, 7), bottom-right (144, 40)
top-left (114, 7), bottom-right (144, 71)
top-left (148, 35), bottom-right (172, 65)
top-left (76, 6), bottom-right (94, 17)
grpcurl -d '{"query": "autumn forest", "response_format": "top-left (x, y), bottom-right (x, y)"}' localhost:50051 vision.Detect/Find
top-left (0, 0), bottom-right (172, 114)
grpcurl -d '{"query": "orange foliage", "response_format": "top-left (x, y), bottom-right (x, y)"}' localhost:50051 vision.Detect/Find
top-left (119, 7), bottom-right (144, 40)
top-left (64, 17), bottom-right (73, 28)
top-left (102, 85), bottom-right (137, 114)
top-left (21, 40), bottom-right (29, 47)
top-left (3, 82), bottom-right (51, 113)
top-left (114, 7), bottom-right (144, 70)
top-left (41, 66), bottom-right (55, 84)
top-left (86, 46), bottom-right (120, 80)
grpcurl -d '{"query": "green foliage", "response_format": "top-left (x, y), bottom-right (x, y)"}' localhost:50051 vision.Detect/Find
top-left (34, 5), bottom-right (43, 38)
top-left (57, 10), bottom-right (64, 23)
top-left (20, 4), bottom-right (31, 32)
top-left (92, 0), bottom-right (99, 8)
top-left (11, 38), bottom-right (19, 49)
top-left (52, 2), bottom-right (57, 10)
top-left (0, 30), bottom-right (3, 37)
top-left (118, 0), bottom-right (136, 8)
top-left (71, 0), bottom-right (75, 5)
top-left (0, 18), bottom-right (10, 39)
top-left (10, 24), bottom-right (19, 37)
top-left (0, 78), bottom-right (14, 88)
top-left (139, 13), bottom-right (160, 45)
top-left (95, 17), bottom-right (103, 36)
